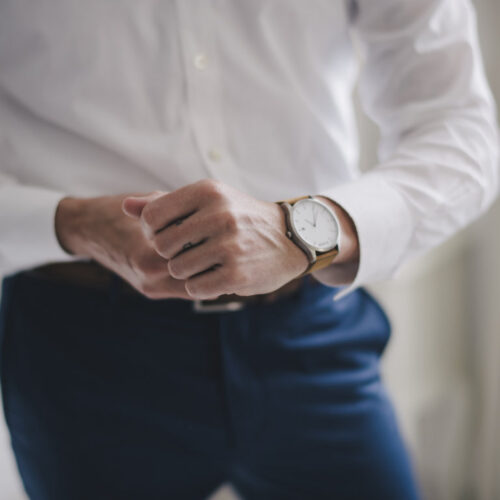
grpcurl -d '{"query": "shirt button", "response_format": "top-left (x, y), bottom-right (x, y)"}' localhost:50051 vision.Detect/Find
top-left (194, 53), bottom-right (208, 70)
top-left (208, 149), bottom-right (222, 162)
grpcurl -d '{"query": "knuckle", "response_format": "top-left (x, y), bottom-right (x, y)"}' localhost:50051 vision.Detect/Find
top-left (138, 281), bottom-right (158, 300)
top-left (223, 210), bottom-right (239, 233)
top-left (139, 277), bottom-right (174, 300)
top-left (213, 209), bottom-right (238, 234)
top-left (141, 202), bottom-right (159, 230)
top-left (185, 273), bottom-right (224, 300)
top-left (199, 179), bottom-right (224, 201)
top-left (211, 211), bottom-right (226, 229)
top-left (152, 235), bottom-right (173, 259)
top-left (232, 238), bottom-right (246, 256)
top-left (185, 280), bottom-right (202, 299)
top-left (220, 239), bottom-right (244, 260)
top-left (167, 259), bottom-right (186, 280)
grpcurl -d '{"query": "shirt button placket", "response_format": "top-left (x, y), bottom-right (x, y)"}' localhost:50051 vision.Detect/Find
top-left (175, 0), bottom-right (245, 190)
top-left (193, 53), bottom-right (208, 71)
top-left (192, 52), bottom-right (225, 166)
top-left (207, 148), bottom-right (223, 163)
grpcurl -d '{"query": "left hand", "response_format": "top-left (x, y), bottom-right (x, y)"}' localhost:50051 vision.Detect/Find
top-left (122, 179), bottom-right (309, 299)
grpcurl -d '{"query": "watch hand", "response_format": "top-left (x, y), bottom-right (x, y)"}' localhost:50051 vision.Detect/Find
top-left (305, 219), bottom-right (315, 226)
top-left (313, 206), bottom-right (318, 226)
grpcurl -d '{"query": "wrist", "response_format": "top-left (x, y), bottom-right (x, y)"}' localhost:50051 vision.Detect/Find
top-left (314, 196), bottom-right (359, 283)
top-left (270, 201), bottom-right (309, 276)
top-left (55, 197), bottom-right (90, 256)
top-left (277, 195), bottom-right (359, 284)
top-left (315, 196), bottom-right (359, 266)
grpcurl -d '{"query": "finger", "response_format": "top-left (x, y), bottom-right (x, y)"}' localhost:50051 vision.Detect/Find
top-left (130, 254), bottom-right (193, 300)
top-left (142, 274), bottom-right (193, 301)
top-left (140, 179), bottom-right (223, 235)
top-left (184, 266), bottom-right (229, 300)
top-left (122, 191), bottom-right (165, 219)
top-left (167, 237), bottom-right (224, 280)
top-left (152, 209), bottom-right (220, 260)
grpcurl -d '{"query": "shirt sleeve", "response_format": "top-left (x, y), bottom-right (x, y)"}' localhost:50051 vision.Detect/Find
top-left (315, 0), bottom-right (499, 297)
top-left (0, 172), bottom-right (75, 277)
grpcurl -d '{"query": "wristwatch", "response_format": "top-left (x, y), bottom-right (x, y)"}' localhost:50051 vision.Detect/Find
top-left (278, 195), bottom-right (341, 275)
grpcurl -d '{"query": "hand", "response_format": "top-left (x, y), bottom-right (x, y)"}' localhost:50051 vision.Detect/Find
top-left (122, 179), bottom-right (309, 300)
top-left (55, 193), bottom-right (192, 300)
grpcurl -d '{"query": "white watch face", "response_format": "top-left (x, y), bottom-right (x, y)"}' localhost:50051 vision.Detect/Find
top-left (291, 199), bottom-right (339, 252)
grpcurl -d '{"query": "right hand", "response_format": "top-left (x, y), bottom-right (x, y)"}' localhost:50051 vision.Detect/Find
top-left (55, 193), bottom-right (192, 300)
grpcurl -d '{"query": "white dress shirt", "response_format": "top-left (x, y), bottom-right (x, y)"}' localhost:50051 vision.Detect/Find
top-left (0, 0), bottom-right (498, 293)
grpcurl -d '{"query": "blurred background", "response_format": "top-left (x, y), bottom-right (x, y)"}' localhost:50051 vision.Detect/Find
top-left (0, 1), bottom-right (499, 499)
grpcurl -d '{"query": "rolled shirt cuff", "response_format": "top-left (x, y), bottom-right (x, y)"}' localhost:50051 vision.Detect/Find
top-left (316, 172), bottom-right (413, 299)
top-left (0, 184), bottom-right (77, 277)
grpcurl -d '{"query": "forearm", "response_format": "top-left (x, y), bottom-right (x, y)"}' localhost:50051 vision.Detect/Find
top-left (55, 193), bottom-right (150, 259)
top-left (316, 0), bottom-right (499, 295)
top-left (55, 195), bottom-right (131, 260)
top-left (55, 196), bottom-right (90, 257)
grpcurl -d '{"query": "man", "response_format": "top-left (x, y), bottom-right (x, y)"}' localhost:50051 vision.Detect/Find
top-left (0, 0), bottom-right (497, 499)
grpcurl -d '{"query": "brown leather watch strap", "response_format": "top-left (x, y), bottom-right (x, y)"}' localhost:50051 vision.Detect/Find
top-left (277, 195), bottom-right (309, 205)
top-left (302, 247), bottom-right (339, 275)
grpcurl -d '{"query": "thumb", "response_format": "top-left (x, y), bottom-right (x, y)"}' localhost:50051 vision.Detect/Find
top-left (122, 191), bottom-right (165, 219)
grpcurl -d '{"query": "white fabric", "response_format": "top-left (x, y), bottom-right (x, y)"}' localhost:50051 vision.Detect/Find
top-left (0, 0), bottom-right (497, 292)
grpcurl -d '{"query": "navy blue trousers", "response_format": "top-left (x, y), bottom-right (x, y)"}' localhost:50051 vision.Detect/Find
top-left (0, 271), bottom-right (420, 499)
